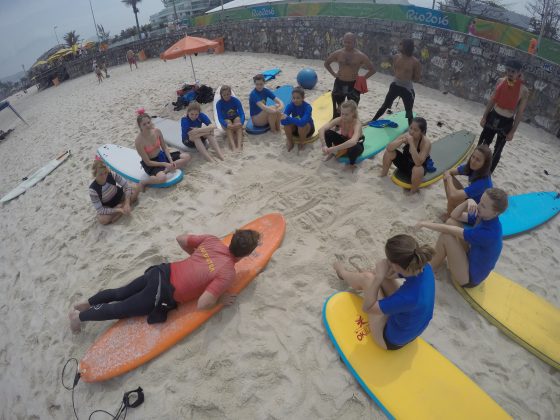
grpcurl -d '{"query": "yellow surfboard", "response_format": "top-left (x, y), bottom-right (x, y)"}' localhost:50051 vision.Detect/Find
top-left (323, 292), bottom-right (511, 419)
top-left (293, 91), bottom-right (332, 144)
top-left (454, 272), bottom-right (560, 370)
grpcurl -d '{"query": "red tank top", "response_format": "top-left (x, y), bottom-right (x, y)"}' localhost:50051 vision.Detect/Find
top-left (492, 79), bottom-right (522, 111)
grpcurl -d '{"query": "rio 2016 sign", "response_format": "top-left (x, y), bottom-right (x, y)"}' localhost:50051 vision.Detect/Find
top-left (405, 7), bottom-right (450, 29)
top-left (251, 6), bottom-right (277, 18)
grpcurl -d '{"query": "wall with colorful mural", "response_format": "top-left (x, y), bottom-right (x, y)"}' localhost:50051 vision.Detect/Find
top-left (193, 3), bottom-right (560, 65)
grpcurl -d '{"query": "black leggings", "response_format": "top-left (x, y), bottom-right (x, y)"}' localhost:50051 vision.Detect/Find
top-left (478, 109), bottom-right (514, 173)
top-left (331, 78), bottom-right (361, 118)
top-left (79, 265), bottom-right (166, 322)
top-left (371, 82), bottom-right (415, 126)
top-left (325, 130), bottom-right (364, 165)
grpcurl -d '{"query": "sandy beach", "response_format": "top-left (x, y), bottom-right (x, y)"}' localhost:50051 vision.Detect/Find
top-left (0, 52), bottom-right (558, 419)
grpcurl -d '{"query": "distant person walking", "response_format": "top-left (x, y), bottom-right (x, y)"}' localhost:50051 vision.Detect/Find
top-left (127, 50), bottom-right (138, 71)
top-left (324, 32), bottom-right (376, 118)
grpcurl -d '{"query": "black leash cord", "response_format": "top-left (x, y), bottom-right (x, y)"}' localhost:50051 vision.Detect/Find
top-left (61, 358), bottom-right (144, 420)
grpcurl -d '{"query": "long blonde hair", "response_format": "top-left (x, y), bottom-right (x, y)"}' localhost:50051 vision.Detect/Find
top-left (340, 100), bottom-right (359, 121)
top-left (385, 234), bottom-right (434, 272)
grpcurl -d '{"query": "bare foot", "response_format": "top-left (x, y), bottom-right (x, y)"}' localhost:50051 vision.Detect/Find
top-left (74, 301), bottom-right (90, 311)
top-left (323, 154), bottom-right (335, 162)
top-left (69, 310), bottom-right (82, 334)
top-left (287, 142), bottom-right (294, 152)
top-left (138, 182), bottom-right (147, 193)
top-left (297, 144), bottom-right (305, 151)
top-left (333, 261), bottom-right (346, 281)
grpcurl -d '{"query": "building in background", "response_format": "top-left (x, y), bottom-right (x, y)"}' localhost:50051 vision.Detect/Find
top-left (150, 0), bottom-right (226, 25)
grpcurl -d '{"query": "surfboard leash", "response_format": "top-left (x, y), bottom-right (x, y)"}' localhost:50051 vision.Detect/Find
top-left (61, 358), bottom-right (144, 420)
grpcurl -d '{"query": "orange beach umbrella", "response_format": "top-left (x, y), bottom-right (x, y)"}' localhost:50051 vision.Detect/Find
top-left (161, 36), bottom-right (219, 81)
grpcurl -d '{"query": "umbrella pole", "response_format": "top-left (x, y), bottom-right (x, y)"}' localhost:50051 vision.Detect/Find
top-left (189, 55), bottom-right (196, 82)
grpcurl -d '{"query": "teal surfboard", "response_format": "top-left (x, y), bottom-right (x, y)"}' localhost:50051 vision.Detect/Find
top-left (262, 68), bottom-right (281, 81)
top-left (338, 111), bottom-right (411, 164)
top-left (500, 192), bottom-right (559, 237)
top-left (246, 85), bottom-right (293, 135)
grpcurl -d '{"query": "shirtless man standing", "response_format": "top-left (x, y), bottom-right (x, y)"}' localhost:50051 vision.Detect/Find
top-left (324, 32), bottom-right (376, 118)
top-left (478, 58), bottom-right (529, 172)
top-left (367, 39), bottom-right (421, 126)
top-left (127, 49), bottom-right (138, 71)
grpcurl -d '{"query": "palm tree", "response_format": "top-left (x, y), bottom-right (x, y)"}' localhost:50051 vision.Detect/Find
top-left (97, 24), bottom-right (111, 43)
top-left (121, 0), bottom-right (143, 40)
top-left (63, 30), bottom-right (81, 47)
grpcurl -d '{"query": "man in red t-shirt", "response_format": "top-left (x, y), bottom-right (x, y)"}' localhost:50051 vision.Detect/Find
top-left (69, 229), bottom-right (260, 333)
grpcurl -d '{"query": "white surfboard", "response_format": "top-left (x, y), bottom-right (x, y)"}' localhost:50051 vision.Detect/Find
top-left (213, 86), bottom-right (239, 132)
top-left (152, 117), bottom-right (187, 152)
top-left (1, 150), bottom-right (71, 203)
top-left (96, 144), bottom-right (183, 188)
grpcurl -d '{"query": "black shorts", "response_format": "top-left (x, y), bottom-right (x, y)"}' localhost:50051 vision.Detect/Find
top-left (393, 150), bottom-right (427, 177)
top-left (103, 187), bottom-right (124, 208)
top-left (292, 124), bottom-right (315, 138)
top-left (141, 151), bottom-right (181, 176)
top-left (183, 137), bottom-right (209, 149)
top-left (383, 325), bottom-right (405, 351)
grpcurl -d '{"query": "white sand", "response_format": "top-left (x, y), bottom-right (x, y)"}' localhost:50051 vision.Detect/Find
top-left (0, 52), bottom-right (558, 419)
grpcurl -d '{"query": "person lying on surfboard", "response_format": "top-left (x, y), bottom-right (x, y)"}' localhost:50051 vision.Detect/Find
top-left (319, 100), bottom-right (364, 170)
top-left (380, 117), bottom-right (431, 193)
top-left (89, 158), bottom-right (142, 225)
top-left (216, 85), bottom-right (245, 152)
top-left (416, 188), bottom-right (508, 288)
top-left (135, 111), bottom-right (191, 189)
top-left (281, 87), bottom-right (314, 152)
top-left (442, 145), bottom-right (493, 218)
top-left (333, 234), bottom-right (435, 350)
top-left (69, 229), bottom-right (261, 333)
top-left (182, 101), bottom-right (225, 163)
top-left (249, 73), bottom-right (284, 133)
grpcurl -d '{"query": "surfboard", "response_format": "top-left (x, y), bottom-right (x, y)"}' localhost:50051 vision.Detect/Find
top-left (262, 68), bottom-right (281, 81)
top-left (0, 150), bottom-right (70, 204)
top-left (152, 117), bottom-right (188, 152)
top-left (391, 130), bottom-right (476, 189)
top-left (246, 85), bottom-right (293, 135)
top-left (500, 192), bottom-right (559, 237)
top-left (293, 91), bottom-right (331, 145)
top-left (213, 86), bottom-right (240, 132)
top-left (79, 213), bottom-right (286, 382)
top-left (323, 292), bottom-right (511, 419)
top-left (453, 272), bottom-right (560, 370)
top-left (97, 144), bottom-right (183, 188)
top-left (338, 111), bottom-right (411, 164)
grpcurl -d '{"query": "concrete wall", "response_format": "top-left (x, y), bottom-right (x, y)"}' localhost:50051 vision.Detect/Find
top-left (39, 17), bottom-right (560, 137)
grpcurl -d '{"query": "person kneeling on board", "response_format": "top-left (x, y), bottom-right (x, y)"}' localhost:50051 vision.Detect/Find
top-left (69, 229), bottom-right (260, 333)
top-left (333, 234), bottom-right (435, 350)
top-left (416, 188), bottom-right (508, 288)
top-left (89, 158), bottom-right (142, 225)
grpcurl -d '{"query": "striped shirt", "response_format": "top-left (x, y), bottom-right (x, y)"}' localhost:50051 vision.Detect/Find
top-left (89, 172), bottom-right (132, 215)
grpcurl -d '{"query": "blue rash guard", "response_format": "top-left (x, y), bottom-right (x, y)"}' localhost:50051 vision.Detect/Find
top-left (378, 264), bottom-right (435, 346)
top-left (463, 216), bottom-right (502, 286)
top-left (281, 101), bottom-right (314, 128)
top-left (181, 112), bottom-right (212, 142)
top-left (249, 88), bottom-right (276, 117)
top-left (457, 164), bottom-right (493, 203)
top-left (216, 97), bottom-right (245, 128)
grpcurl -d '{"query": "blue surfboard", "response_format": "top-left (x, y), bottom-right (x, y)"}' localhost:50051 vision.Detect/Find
top-left (246, 85), bottom-right (293, 135)
top-left (262, 68), bottom-right (281, 81)
top-left (500, 191), bottom-right (559, 237)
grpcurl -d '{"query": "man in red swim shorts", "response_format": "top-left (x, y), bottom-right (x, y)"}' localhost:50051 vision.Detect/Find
top-left (126, 49), bottom-right (138, 71)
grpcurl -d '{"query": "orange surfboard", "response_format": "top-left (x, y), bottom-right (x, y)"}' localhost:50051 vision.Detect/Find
top-left (79, 213), bottom-right (286, 382)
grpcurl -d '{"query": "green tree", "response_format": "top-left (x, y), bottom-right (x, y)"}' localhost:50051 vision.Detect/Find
top-left (121, 0), bottom-right (143, 40)
top-left (97, 24), bottom-right (111, 43)
top-left (526, 0), bottom-right (560, 40)
top-left (63, 30), bottom-right (80, 47)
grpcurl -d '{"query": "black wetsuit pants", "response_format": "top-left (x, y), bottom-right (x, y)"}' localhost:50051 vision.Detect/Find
top-left (325, 130), bottom-right (364, 165)
top-left (478, 109), bottom-right (514, 173)
top-left (79, 264), bottom-right (170, 322)
top-left (332, 78), bottom-right (361, 118)
top-left (371, 82), bottom-right (415, 126)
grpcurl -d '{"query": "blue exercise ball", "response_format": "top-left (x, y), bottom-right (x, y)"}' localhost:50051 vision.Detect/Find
top-left (297, 68), bottom-right (318, 89)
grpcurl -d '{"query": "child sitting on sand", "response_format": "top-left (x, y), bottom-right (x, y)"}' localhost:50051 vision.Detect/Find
top-left (216, 85), bottom-right (245, 152)
top-left (319, 100), bottom-right (364, 170)
top-left (443, 144), bottom-right (493, 217)
top-left (89, 158), bottom-right (142, 225)
top-left (381, 117), bottom-right (431, 193)
top-left (333, 234), bottom-right (435, 350)
top-left (249, 74), bottom-right (284, 132)
top-left (181, 101), bottom-right (224, 163)
top-left (416, 188), bottom-right (508, 288)
top-left (281, 86), bottom-right (314, 152)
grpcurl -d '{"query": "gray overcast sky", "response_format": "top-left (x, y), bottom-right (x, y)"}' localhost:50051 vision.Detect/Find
top-left (0, 0), bottom-right (531, 79)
